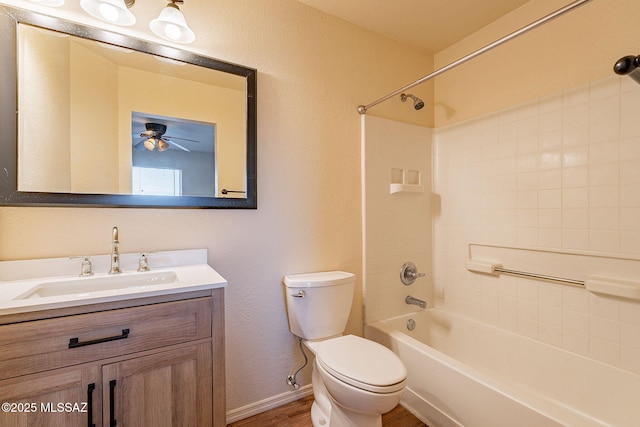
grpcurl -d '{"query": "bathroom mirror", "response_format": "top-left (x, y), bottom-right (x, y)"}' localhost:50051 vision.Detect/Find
top-left (0, 6), bottom-right (257, 208)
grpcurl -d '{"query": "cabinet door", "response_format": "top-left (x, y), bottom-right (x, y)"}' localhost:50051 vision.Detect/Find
top-left (0, 365), bottom-right (101, 427)
top-left (103, 343), bottom-right (212, 427)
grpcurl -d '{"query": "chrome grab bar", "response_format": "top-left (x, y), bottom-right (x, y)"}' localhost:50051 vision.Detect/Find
top-left (493, 266), bottom-right (585, 287)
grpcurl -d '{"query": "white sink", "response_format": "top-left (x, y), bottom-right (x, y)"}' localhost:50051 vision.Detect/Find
top-left (15, 271), bottom-right (178, 300)
top-left (0, 249), bottom-right (227, 316)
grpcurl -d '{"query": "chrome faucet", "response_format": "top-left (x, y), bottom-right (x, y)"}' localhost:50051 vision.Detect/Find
top-left (406, 295), bottom-right (427, 309)
top-left (109, 226), bottom-right (121, 274)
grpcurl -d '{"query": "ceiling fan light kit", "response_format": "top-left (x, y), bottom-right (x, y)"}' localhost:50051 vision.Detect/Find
top-left (35, 0), bottom-right (195, 43)
top-left (136, 122), bottom-right (192, 153)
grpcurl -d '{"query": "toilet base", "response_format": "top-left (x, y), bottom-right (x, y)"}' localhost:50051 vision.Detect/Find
top-left (309, 359), bottom-right (389, 427)
top-left (310, 399), bottom-right (383, 427)
top-left (311, 400), bottom-right (329, 427)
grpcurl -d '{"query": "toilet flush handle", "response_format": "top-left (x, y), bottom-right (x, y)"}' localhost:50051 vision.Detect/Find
top-left (292, 290), bottom-right (306, 298)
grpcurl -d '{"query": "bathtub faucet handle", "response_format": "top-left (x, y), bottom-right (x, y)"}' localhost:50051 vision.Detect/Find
top-left (400, 262), bottom-right (425, 285)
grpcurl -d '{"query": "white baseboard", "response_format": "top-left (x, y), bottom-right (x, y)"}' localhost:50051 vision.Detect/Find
top-left (226, 384), bottom-right (313, 424)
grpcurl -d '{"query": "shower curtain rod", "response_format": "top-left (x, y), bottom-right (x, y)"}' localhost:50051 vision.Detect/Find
top-left (357, 0), bottom-right (594, 115)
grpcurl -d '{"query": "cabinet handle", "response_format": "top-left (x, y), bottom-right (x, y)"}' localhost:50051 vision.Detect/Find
top-left (109, 379), bottom-right (117, 427)
top-left (87, 383), bottom-right (96, 427)
top-left (68, 329), bottom-right (130, 348)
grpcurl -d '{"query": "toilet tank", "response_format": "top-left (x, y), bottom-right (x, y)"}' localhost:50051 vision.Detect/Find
top-left (283, 271), bottom-right (355, 340)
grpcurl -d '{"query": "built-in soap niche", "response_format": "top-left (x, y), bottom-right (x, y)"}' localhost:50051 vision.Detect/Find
top-left (390, 168), bottom-right (423, 194)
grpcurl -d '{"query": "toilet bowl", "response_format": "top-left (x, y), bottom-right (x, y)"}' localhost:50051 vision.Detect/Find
top-left (283, 271), bottom-right (407, 427)
top-left (312, 335), bottom-right (407, 427)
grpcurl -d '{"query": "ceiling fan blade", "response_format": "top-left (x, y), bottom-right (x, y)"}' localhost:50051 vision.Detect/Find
top-left (134, 139), bottom-right (146, 150)
top-left (164, 135), bottom-right (200, 143)
top-left (169, 141), bottom-right (191, 152)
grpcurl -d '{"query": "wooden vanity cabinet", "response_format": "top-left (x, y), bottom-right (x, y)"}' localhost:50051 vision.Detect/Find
top-left (0, 288), bottom-right (225, 427)
top-left (0, 364), bottom-right (101, 427)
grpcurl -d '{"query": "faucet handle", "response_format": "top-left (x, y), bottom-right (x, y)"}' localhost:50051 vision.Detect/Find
top-left (400, 262), bottom-right (424, 285)
top-left (71, 256), bottom-right (94, 276)
top-left (137, 253), bottom-right (155, 272)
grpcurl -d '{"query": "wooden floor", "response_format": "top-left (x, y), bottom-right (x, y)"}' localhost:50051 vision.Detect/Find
top-left (228, 395), bottom-right (427, 427)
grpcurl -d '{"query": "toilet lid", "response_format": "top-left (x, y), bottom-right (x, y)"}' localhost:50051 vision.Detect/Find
top-left (317, 335), bottom-right (407, 393)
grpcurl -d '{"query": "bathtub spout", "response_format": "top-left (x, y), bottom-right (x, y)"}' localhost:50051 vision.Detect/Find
top-left (406, 295), bottom-right (427, 309)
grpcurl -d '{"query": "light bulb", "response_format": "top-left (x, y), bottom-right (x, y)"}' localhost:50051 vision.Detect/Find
top-left (99, 3), bottom-right (119, 22)
top-left (164, 23), bottom-right (181, 40)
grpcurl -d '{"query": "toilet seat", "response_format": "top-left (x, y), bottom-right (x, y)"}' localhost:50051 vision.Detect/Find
top-left (316, 335), bottom-right (407, 394)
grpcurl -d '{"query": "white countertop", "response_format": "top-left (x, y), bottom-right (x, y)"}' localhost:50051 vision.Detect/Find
top-left (0, 249), bottom-right (227, 316)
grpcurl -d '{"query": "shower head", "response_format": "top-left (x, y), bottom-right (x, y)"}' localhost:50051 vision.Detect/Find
top-left (614, 55), bottom-right (640, 85)
top-left (400, 93), bottom-right (425, 110)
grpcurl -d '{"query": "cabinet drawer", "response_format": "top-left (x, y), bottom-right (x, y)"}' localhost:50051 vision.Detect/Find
top-left (0, 297), bottom-right (212, 380)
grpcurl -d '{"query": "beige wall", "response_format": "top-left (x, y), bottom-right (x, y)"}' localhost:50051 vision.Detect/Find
top-left (434, 0), bottom-right (640, 127)
top-left (0, 0), bottom-right (431, 416)
top-left (70, 42), bottom-right (120, 193)
top-left (18, 24), bottom-right (71, 192)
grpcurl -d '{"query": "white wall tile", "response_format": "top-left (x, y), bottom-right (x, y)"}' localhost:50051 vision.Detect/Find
top-left (621, 345), bottom-right (640, 375)
top-left (431, 75), bottom-right (640, 373)
top-left (590, 316), bottom-right (620, 343)
top-left (563, 330), bottom-right (589, 356)
top-left (590, 77), bottom-right (620, 100)
top-left (589, 337), bottom-right (620, 366)
top-left (539, 285), bottom-right (562, 307)
top-left (538, 228), bottom-right (562, 248)
top-left (539, 323), bottom-right (562, 346)
top-left (539, 304), bottom-right (562, 327)
top-left (621, 322), bottom-right (640, 349)
top-left (621, 300), bottom-right (640, 325)
top-left (562, 229), bottom-right (589, 250)
top-left (563, 289), bottom-right (590, 312)
top-left (589, 294), bottom-right (620, 320)
top-left (564, 309), bottom-right (589, 334)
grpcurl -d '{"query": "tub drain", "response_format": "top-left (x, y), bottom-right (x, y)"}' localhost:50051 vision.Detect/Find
top-left (407, 318), bottom-right (416, 331)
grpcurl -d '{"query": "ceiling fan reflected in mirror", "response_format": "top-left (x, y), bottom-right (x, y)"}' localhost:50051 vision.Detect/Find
top-left (134, 122), bottom-right (197, 152)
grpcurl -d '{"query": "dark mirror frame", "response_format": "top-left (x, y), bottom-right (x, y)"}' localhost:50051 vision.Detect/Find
top-left (0, 6), bottom-right (257, 209)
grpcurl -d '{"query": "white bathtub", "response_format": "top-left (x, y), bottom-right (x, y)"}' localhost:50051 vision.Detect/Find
top-left (365, 309), bottom-right (640, 427)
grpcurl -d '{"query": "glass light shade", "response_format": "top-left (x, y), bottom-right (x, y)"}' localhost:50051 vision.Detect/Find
top-left (80, 0), bottom-right (136, 26)
top-left (158, 139), bottom-right (169, 151)
top-left (149, 4), bottom-right (195, 44)
top-left (29, 0), bottom-right (65, 6)
top-left (143, 138), bottom-right (157, 151)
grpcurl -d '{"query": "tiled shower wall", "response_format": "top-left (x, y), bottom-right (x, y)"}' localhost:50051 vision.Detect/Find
top-left (362, 116), bottom-right (432, 322)
top-left (433, 75), bottom-right (640, 374)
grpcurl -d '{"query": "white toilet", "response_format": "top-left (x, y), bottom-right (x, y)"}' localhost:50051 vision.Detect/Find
top-left (284, 271), bottom-right (407, 427)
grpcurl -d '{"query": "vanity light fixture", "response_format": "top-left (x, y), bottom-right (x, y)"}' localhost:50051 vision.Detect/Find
top-left (36, 0), bottom-right (195, 44)
top-left (80, 0), bottom-right (136, 26)
top-left (149, 1), bottom-right (195, 44)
